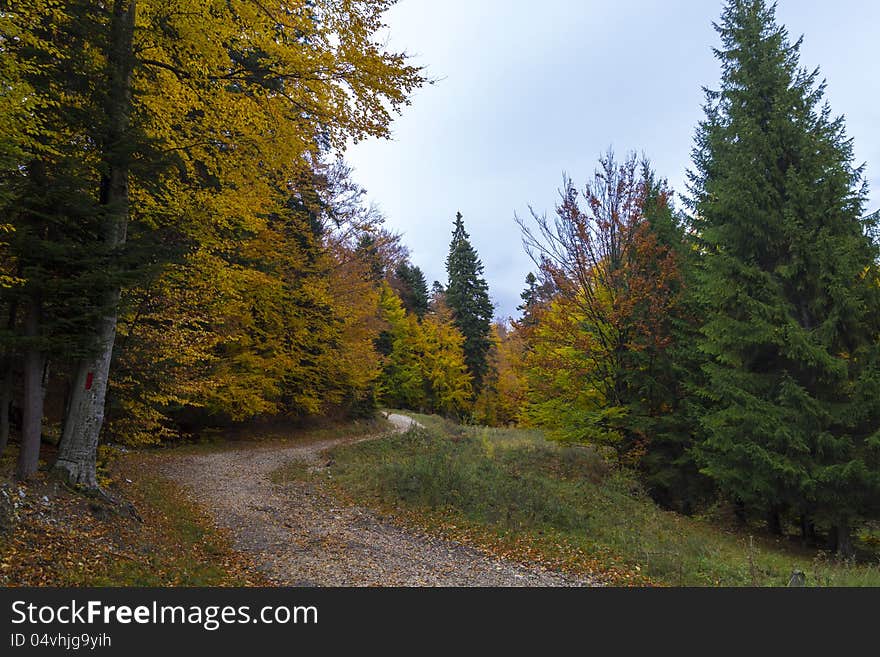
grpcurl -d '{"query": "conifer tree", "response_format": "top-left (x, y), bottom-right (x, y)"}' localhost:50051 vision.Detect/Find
top-left (516, 271), bottom-right (555, 330)
top-left (445, 212), bottom-right (494, 392)
top-left (517, 273), bottom-right (539, 328)
top-left (627, 174), bottom-right (708, 512)
top-left (394, 262), bottom-right (429, 319)
top-left (689, 0), bottom-right (880, 553)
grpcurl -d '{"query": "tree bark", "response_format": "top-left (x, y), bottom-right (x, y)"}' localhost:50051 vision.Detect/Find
top-left (0, 354), bottom-right (12, 455)
top-left (54, 0), bottom-right (136, 488)
top-left (0, 301), bottom-right (18, 455)
top-left (16, 296), bottom-right (46, 480)
top-left (54, 304), bottom-right (120, 487)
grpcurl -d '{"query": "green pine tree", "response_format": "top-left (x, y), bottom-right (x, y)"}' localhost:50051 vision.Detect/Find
top-left (624, 174), bottom-right (711, 514)
top-left (689, 0), bottom-right (880, 554)
top-left (395, 262), bottom-right (429, 319)
top-left (445, 212), bottom-right (493, 393)
top-left (517, 273), bottom-right (539, 327)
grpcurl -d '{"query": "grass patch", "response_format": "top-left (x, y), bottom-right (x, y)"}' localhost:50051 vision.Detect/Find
top-left (269, 416), bottom-right (395, 485)
top-left (324, 418), bottom-right (880, 586)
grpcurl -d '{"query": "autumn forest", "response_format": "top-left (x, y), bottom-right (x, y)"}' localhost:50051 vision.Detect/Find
top-left (1, 0), bottom-right (879, 589)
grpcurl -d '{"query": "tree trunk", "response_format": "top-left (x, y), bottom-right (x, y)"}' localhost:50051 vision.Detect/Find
top-left (733, 498), bottom-right (747, 524)
top-left (0, 356), bottom-right (11, 455)
top-left (54, 304), bottom-right (119, 487)
top-left (16, 297), bottom-right (46, 480)
top-left (834, 522), bottom-right (855, 560)
top-left (54, 0), bottom-right (136, 488)
top-left (799, 514), bottom-right (816, 547)
top-left (0, 301), bottom-right (18, 455)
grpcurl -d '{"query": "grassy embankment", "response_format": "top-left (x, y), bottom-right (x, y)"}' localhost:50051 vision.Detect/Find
top-left (289, 412), bottom-right (880, 586)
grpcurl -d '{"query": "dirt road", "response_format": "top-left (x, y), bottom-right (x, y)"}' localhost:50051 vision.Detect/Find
top-left (156, 416), bottom-right (596, 586)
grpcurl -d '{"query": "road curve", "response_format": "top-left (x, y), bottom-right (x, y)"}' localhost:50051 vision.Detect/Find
top-left (155, 415), bottom-right (597, 587)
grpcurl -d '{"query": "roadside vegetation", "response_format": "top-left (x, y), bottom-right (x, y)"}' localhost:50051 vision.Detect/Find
top-left (310, 415), bottom-right (880, 587)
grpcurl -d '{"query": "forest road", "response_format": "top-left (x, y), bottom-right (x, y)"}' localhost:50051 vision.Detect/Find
top-left (156, 413), bottom-right (598, 586)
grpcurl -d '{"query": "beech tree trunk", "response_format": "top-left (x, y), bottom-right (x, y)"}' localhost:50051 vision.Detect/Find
top-left (54, 304), bottom-right (120, 487)
top-left (17, 297), bottom-right (46, 480)
top-left (54, 0), bottom-right (135, 488)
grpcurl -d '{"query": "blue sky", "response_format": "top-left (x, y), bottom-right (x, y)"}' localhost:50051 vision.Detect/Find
top-left (346, 0), bottom-right (880, 319)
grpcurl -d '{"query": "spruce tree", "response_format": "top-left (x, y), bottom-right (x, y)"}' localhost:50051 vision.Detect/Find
top-left (689, 0), bottom-right (880, 553)
top-left (395, 262), bottom-right (429, 319)
top-left (626, 176), bottom-right (710, 513)
top-left (517, 273), bottom-right (540, 328)
top-left (445, 212), bottom-right (493, 392)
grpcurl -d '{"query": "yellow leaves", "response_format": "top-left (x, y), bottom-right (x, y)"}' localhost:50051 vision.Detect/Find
top-left (473, 323), bottom-right (528, 426)
top-left (378, 284), bottom-right (472, 415)
top-left (379, 280), bottom-right (408, 327)
top-left (111, 210), bottom-right (391, 441)
top-left (324, 255), bottom-right (383, 394)
top-left (132, 0), bottom-right (424, 218)
top-left (6, 1), bottom-right (423, 440)
top-left (0, 226), bottom-right (22, 289)
top-left (420, 314), bottom-right (473, 416)
top-left (123, 0), bottom-right (425, 296)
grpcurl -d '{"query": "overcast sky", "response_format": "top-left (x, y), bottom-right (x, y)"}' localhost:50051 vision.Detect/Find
top-left (345, 0), bottom-right (880, 319)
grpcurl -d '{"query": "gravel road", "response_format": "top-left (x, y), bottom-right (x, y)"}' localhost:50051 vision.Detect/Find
top-left (156, 415), bottom-right (596, 586)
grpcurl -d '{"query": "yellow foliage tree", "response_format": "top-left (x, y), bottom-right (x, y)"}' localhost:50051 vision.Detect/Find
top-left (420, 315), bottom-right (473, 417)
top-left (109, 173), bottom-right (386, 443)
top-left (520, 292), bottom-right (625, 451)
top-left (0, 0), bottom-right (423, 481)
top-left (377, 283), bottom-right (472, 417)
top-left (473, 322), bottom-right (527, 426)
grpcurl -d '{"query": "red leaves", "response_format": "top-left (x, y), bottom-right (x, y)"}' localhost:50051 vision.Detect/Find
top-left (518, 151), bottom-right (685, 402)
